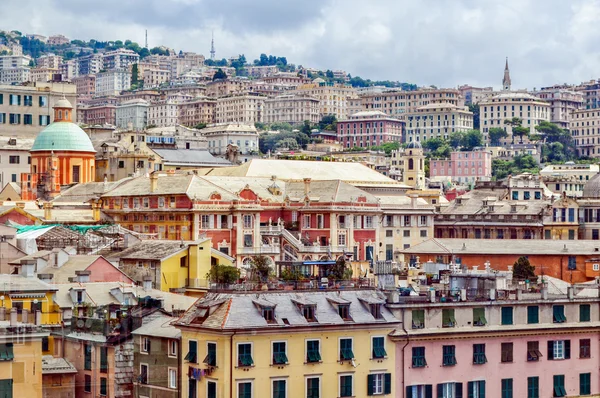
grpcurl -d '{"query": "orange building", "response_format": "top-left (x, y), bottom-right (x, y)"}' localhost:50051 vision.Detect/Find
top-left (21, 98), bottom-right (96, 200)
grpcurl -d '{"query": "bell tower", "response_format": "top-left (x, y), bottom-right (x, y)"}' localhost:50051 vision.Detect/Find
top-left (502, 57), bottom-right (511, 91)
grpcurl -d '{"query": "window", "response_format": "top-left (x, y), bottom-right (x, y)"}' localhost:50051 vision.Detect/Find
top-left (207, 381), bottom-right (217, 398)
top-left (39, 96), bottom-right (47, 107)
top-left (238, 343), bottom-right (253, 367)
top-left (169, 340), bottom-right (177, 357)
top-left (340, 338), bottom-right (354, 361)
top-left (580, 339), bottom-right (591, 359)
top-left (338, 304), bottom-right (351, 321)
top-left (365, 216), bottom-right (374, 228)
top-left (0, 343), bottom-right (13, 361)
top-left (306, 377), bottom-right (320, 398)
top-left (412, 309), bottom-right (425, 329)
top-left (420, 230), bottom-right (427, 237)
top-left (9, 114), bottom-right (19, 124)
top-left (501, 342), bottom-right (513, 363)
top-left (527, 341), bottom-right (542, 361)
top-left (473, 308), bottom-right (486, 326)
top-left (238, 381), bottom-right (252, 398)
top-left (273, 379), bottom-right (286, 398)
top-left (338, 234), bottom-right (346, 246)
top-left (368, 373), bottom-right (391, 395)
top-left (23, 114), bottom-right (32, 125)
top-left (528, 376), bottom-right (539, 398)
top-left (527, 306), bottom-right (539, 324)
top-left (42, 337), bottom-right (49, 352)
top-left (467, 381), bottom-right (485, 398)
top-left (302, 305), bottom-right (316, 322)
top-left (386, 230), bottom-right (393, 237)
top-left (553, 375), bottom-right (566, 397)
top-left (580, 304), bottom-right (591, 322)
top-left (184, 340), bottom-right (197, 363)
top-left (580, 373), bottom-right (591, 396)
top-left (204, 342), bottom-right (217, 366)
top-left (412, 346), bottom-right (427, 368)
top-left (96, 376), bottom-right (106, 395)
top-left (100, 346), bottom-right (108, 373)
top-left (168, 368), bottom-right (177, 389)
top-left (442, 309), bottom-right (456, 327)
top-left (8, 156), bottom-right (19, 164)
top-left (501, 307), bottom-right (513, 325)
top-left (568, 256), bottom-right (576, 270)
top-left (84, 374), bottom-right (92, 392)
top-left (140, 363), bottom-right (148, 385)
top-left (442, 345), bottom-right (456, 366)
top-left (84, 344), bottom-right (92, 370)
top-left (553, 305), bottom-right (566, 323)
top-left (548, 340), bottom-right (570, 360)
top-left (272, 342), bottom-right (288, 365)
top-left (339, 375), bottom-right (353, 398)
top-left (141, 337), bottom-right (151, 353)
top-left (243, 214), bottom-right (253, 229)
top-left (501, 379), bottom-right (513, 398)
top-left (9, 94), bottom-right (19, 105)
top-left (473, 344), bottom-right (487, 364)
top-left (403, 230), bottom-right (410, 237)
top-left (372, 337), bottom-right (386, 359)
top-left (303, 215), bottom-right (311, 228)
top-left (306, 340), bottom-right (321, 363)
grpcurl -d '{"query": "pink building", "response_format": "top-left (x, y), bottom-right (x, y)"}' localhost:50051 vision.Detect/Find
top-left (430, 150), bottom-right (492, 184)
top-left (388, 284), bottom-right (599, 398)
top-left (337, 110), bottom-right (404, 149)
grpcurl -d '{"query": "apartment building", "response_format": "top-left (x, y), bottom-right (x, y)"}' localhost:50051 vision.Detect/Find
top-left (202, 123), bottom-right (259, 155)
top-left (263, 93), bottom-right (320, 125)
top-left (479, 92), bottom-right (551, 144)
top-left (571, 108), bottom-right (600, 157)
top-left (77, 53), bottom-right (103, 76)
top-left (387, 274), bottom-right (600, 398)
top-left (143, 68), bottom-right (170, 88)
top-left (0, 81), bottom-right (77, 135)
top-left (78, 103), bottom-right (117, 126)
top-left (0, 54), bottom-right (32, 69)
top-left (206, 78), bottom-right (253, 97)
top-left (0, 67), bottom-right (30, 84)
top-left (47, 34), bottom-right (69, 45)
top-left (30, 67), bottom-right (57, 83)
top-left (174, 289), bottom-right (398, 398)
top-left (36, 53), bottom-right (62, 69)
top-left (458, 84), bottom-right (493, 105)
top-left (0, 136), bottom-right (33, 189)
top-left (405, 102), bottom-right (473, 143)
top-left (102, 49), bottom-right (140, 70)
top-left (148, 100), bottom-right (179, 127)
top-left (430, 150), bottom-right (493, 184)
top-left (72, 75), bottom-right (96, 97)
top-left (337, 110), bottom-right (404, 149)
top-left (355, 87), bottom-right (464, 118)
top-left (177, 97), bottom-right (216, 127)
top-left (534, 86), bottom-right (583, 129)
top-left (115, 99), bottom-right (148, 130)
top-left (215, 94), bottom-right (265, 125)
top-left (295, 78), bottom-right (355, 119)
top-left (95, 69), bottom-right (131, 97)
top-left (58, 59), bottom-right (78, 81)
top-left (575, 79), bottom-right (600, 110)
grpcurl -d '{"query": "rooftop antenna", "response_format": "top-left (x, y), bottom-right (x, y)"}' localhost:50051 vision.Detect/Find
top-left (145, 30), bottom-right (148, 49)
top-left (210, 30), bottom-right (216, 60)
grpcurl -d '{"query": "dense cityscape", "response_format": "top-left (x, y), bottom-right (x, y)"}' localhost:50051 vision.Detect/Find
top-left (0, 7), bottom-right (599, 398)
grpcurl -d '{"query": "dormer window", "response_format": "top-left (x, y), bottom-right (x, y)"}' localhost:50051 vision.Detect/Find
top-left (338, 304), bottom-right (351, 321)
top-left (262, 307), bottom-right (275, 323)
top-left (370, 304), bottom-right (382, 319)
top-left (303, 305), bottom-right (316, 322)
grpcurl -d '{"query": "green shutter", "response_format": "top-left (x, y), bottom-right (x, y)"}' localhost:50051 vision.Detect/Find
top-left (273, 342), bottom-right (288, 364)
top-left (467, 382), bottom-right (474, 398)
top-left (384, 373), bottom-right (391, 394)
top-left (238, 344), bottom-right (253, 367)
top-left (565, 340), bottom-right (571, 359)
top-left (100, 347), bottom-right (108, 372)
top-left (412, 309), bottom-right (425, 328)
top-left (455, 383), bottom-right (463, 398)
top-left (84, 344), bottom-right (92, 370)
top-left (437, 384), bottom-right (444, 398)
top-left (0, 344), bottom-right (13, 361)
top-left (185, 341), bottom-right (197, 363)
top-left (307, 340), bottom-right (321, 362)
top-left (528, 377), bottom-right (539, 398)
top-left (501, 307), bottom-right (513, 325)
top-left (100, 377), bottom-right (107, 396)
top-left (580, 304), bottom-right (591, 322)
top-left (480, 381), bottom-right (486, 398)
top-left (0, 379), bottom-right (13, 398)
top-left (373, 337), bottom-right (386, 358)
top-left (501, 379), bottom-right (512, 398)
top-left (442, 309), bottom-right (455, 327)
top-left (527, 306), bottom-right (539, 324)
top-left (553, 306), bottom-right (566, 323)
top-left (424, 384), bottom-right (432, 398)
top-left (207, 381), bottom-right (217, 398)
top-left (368, 375), bottom-right (375, 396)
top-left (580, 373), bottom-right (591, 395)
top-left (473, 308), bottom-right (486, 326)
top-left (340, 339), bottom-right (354, 360)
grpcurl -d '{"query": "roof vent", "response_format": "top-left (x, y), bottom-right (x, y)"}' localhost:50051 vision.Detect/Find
top-left (562, 244), bottom-right (568, 252)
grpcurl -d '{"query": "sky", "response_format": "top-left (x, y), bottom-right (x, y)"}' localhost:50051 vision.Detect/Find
top-left (2, 0), bottom-right (600, 89)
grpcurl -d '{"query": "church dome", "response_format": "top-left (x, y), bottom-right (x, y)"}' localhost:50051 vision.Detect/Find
top-left (406, 141), bottom-right (422, 149)
top-left (31, 122), bottom-right (96, 152)
top-left (584, 173), bottom-right (600, 198)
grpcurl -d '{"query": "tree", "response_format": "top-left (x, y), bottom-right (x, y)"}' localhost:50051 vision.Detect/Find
top-left (301, 120), bottom-right (312, 136)
top-left (461, 130), bottom-right (483, 151)
top-left (275, 138), bottom-right (299, 150)
top-left (448, 131), bottom-right (465, 148)
top-left (488, 127), bottom-right (508, 146)
top-left (249, 255), bottom-right (273, 283)
top-left (131, 63), bottom-right (139, 85)
top-left (512, 256), bottom-right (535, 280)
top-left (512, 126), bottom-right (529, 144)
top-left (206, 264), bottom-right (241, 284)
top-left (504, 117), bottom-right (526, 144)
top-left (194, 123), bottom-right (207, 130)
top-left (213, 68), bottom-right (227, 80)
top-left (269, 122), bottom-right (293, 132)
top-left (329, 257), bottom-right (352, 280)
top-left (325, 70), bottom-right (334, 79)
top-left (318, 115), bottom-right (337, 130)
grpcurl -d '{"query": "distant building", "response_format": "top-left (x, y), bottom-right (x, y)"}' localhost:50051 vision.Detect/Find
top-left (0, 54), bottom-right (32, 69)
top-left (143, 68), bottom-right (170, 88)
top-left (264, 93), bottom-right (320, 125)
top-left (115, 99), bottom-right (148, 131)
top-left (95, 69), bottom-right (131, 97)
top-left (430, 150), bottom-right (492, 185)
top-left (571, 108), bottom-right (600, 157)
top-left (337, 111), bottom-right (404, 149)
top-left (404, 102), bottom-right (473, 143)
top-left (295, 78), bottom-right (355, 119)
top-left (0, 136), bottom-right (34, 189)
top-left (77, 53), bottom-right (103, 76)
top-left (30, 67), bottom-right (57, 83)
top-left (72, 74), bottom-right (96, 97)
top-left (36, 53), bottom-right (62, 69)
top-left (534, 85), bottom-right (583, 129)
top-left (46, 34), bottom-right (69, 46)
top-left (202, 123), bottom-right (259, 155)
top-left (102, 49), bottom-right (140, 71)
top-left (458, 84), bottom-right (493, 105)
top-left (575, 79), bottom-right (600, 110)
top-left (148, 99), bottom-right (179, 127)
top-left (215, 94), bottom-right (265, 125)
top-left (78, 103), bottom-right (117, 126)
top-left (177, 97), bottom-right (216, 127)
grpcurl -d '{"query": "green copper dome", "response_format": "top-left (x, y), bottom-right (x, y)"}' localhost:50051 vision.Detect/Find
top-left (31, 122), bottom-right (96, 153)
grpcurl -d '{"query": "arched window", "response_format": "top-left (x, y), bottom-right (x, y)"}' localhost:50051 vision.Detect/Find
top-left (408, 158), bottom-right (414, 170)
top-left (58, 111), bottom-right (62, 119)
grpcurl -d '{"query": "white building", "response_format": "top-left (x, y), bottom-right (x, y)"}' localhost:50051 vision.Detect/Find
top-left (0, 67), bottom-right (30, 84)
top-left (102, 49), bottom-right (140, 71)
top-left (404, 102), bottom-right (473, 142)
top-left (0, 55), bottom-right (32, 69)
top-left (148, 100), bottom-right (179, 127)
top-left (202, 123), bottom-right (259, 155)
top-left (77, 54), bottom-right (103, 76)
top-left (0, 136), bottom-right (34, 189)
top-left (95, 70), bottom-right (131, 97)
top-left (215, 94), bottom-right (265, 125)
top-left (264, 94), bottom-right (320, 125)
top-left (533, 86), bottom-right (584, 129)
top-left (36, 53), bottom-right (62, 69)
top-left (115, 99), bottom-right (148, 131)
top-left (143, 68), bottom-right (170, 88)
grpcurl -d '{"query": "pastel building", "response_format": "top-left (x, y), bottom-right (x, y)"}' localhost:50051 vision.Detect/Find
top-left (430, 150), bottom-right (492, 184)
top-left (404, 103), bottom-right (473, 143)
top-left (337, 111), bottom-right (404, 149)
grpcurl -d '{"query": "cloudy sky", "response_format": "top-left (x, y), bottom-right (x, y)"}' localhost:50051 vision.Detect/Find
top-left (2, 0), bottom-right (599, 89)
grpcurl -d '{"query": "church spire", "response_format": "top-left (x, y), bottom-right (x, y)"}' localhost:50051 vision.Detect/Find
top-left (502, 57), bottom-right (511, 91)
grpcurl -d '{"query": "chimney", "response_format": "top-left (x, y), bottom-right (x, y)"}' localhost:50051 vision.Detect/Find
top-left (35, 309), bottom-right (42, 326)
top-left (37, 273), bottom-right (54, 283)
top-left (567, 286), bottom-right (574, 300)
top-left (303, 178), bottom-right (311, 197)
top-left (0, 307), bottom-right (5, 321)
top-left (43, 202), bottom-right (53, 221)
top-left (9, 308), bottom-right (17, 326)
top-left (541, 284), bottom-right (548, 300)
top-left (409, 193), bottom-right (418, 208)
top-left (516, 288), bottom-right (522, 301)
top-left (150, 173), bottom-right (158, 193)
top-left (142, 275), bottom-right (153, 291)
top-left (92, 201), bottom-right (101, 222)
top-left (20, 260), bottom-right (35, 278)
top-left (75, 270), bottom-right (91, 283)
top-left (166, 169), bottom-right (175, 177)
top-left (21, 308), bottom-right (28, 324)
top-left (489, 288), bottom-right (496, 300)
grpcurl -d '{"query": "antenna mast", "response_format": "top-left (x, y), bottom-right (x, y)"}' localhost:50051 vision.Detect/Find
top-left (210, 31), bottom-right (216, 60)
top-left (145, 30), bottom-right (148, 49)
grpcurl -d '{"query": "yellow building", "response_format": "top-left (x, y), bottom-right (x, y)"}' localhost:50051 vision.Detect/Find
top-left (106, 238), bottom-right (234, 293)
top-left (0, 325), bottom-right (48, 398)
top-left (174, 289), bottom-right (399, 398)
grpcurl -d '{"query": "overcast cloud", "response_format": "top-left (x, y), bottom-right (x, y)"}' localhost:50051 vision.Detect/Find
top-left (2, 0), bottom-right (600, 89)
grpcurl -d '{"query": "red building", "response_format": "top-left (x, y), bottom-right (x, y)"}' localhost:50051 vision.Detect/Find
top-left (337, 110), bottom-right (404, 149)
